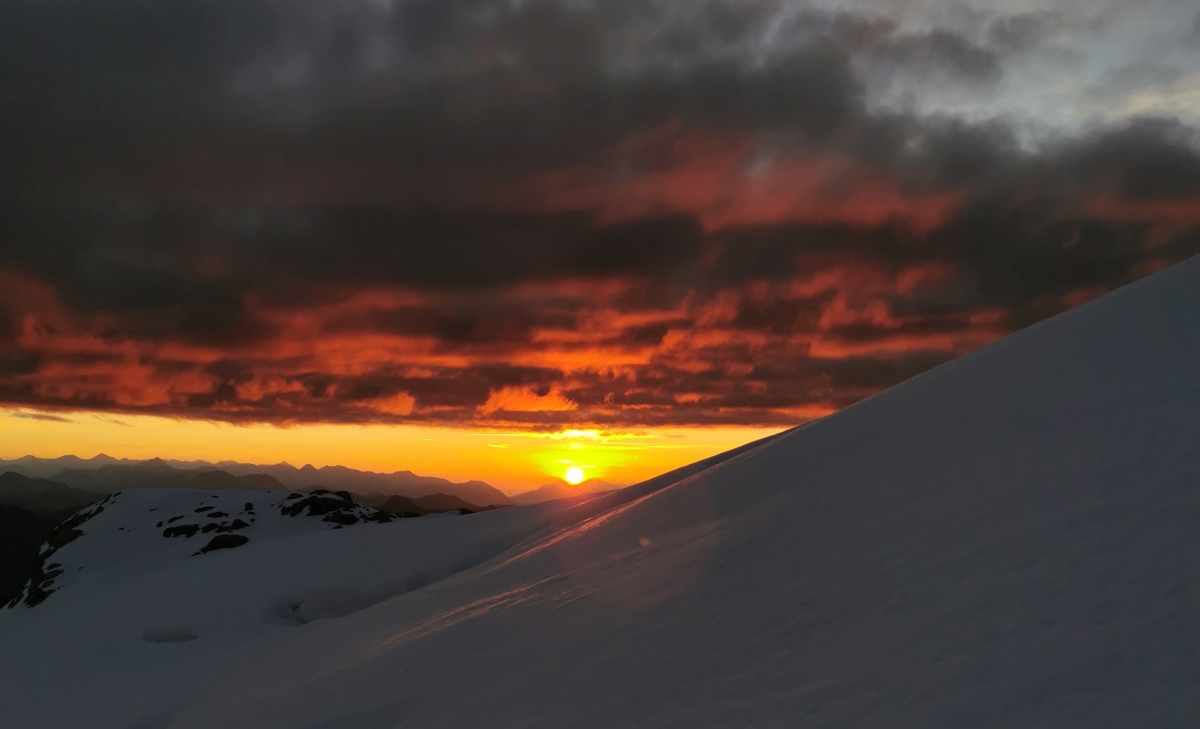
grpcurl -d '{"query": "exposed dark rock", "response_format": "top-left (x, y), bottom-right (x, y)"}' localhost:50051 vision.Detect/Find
top-left (206, 511), bottom-right (228, 519)
top-left (194, 506), bottom-right (213, 513)
top-left (195, 534), bottom-right (249, 555)
top-left (323, 511), bottom-right (360, 526)
top-left (280, 492), bottom-right (351, 517)
top-left (217, 519), bottom-right (250, 532)
top-left (163, 524), bottom-right (200, 538)
top-left (166, 515), bottom-right (184, 523)
top-left (281, 491), bottom-right (394, 525)
top-left (45, 527), bottom-right (85, 551)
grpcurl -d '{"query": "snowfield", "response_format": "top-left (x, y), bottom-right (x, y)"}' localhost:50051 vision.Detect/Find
top-left (2, 257), bottom-right (1199, 727)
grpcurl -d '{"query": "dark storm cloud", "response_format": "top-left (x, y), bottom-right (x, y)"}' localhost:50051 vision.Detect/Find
top-left (0, 204), bottom-right (706, 348)
top-left (1063, 118), bottom-right (1200, 200)
top-left (1187, 10), bottom-right (1200, 47)
top-left (986, 11), bottom-right (1066, 54)
top-left (1, 0), bottom-right (1024, 206)
top-left (0, 306), bottom-right (15, 345)
top-left (873, 29), bottom-right (1001, 83)
top-left (283, 211), bottom-right (706, 289)
top-left (1, 1), bottom-right (845, 178)
top-left (323, 301), bottom-right (579, 345)
top-left (3, 117), bottom-right (1196, 315)
top-left (772, 10), bottom-right (1002, 83)
top-left (0, 353), bottom-right (42, 377)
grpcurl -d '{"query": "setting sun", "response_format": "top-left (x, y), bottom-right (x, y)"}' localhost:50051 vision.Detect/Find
top-left (564, 466), bottom-right (585, 485)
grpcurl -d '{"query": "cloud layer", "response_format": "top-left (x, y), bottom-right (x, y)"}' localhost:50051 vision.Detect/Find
top-left (2, 0), bottom-right (1199, 428)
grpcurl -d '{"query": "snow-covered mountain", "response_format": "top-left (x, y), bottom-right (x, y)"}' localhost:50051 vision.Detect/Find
top-left (1, 256), bottom-right (1198, 727)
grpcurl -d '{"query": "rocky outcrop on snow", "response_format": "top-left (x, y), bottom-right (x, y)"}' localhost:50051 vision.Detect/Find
top-left (3, 488), bottom-right (406, 610)
top-left (279, 490), bottom-right (398, 526)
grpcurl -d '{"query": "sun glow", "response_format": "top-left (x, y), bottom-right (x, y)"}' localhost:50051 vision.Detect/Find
top-left (0, 407), bottom-right (785, 493)
top-left (564, 466), bottom-right (586, 485)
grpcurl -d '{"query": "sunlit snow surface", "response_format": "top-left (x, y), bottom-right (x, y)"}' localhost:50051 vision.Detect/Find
top-left (2, 257), bottom-right (1199, 727)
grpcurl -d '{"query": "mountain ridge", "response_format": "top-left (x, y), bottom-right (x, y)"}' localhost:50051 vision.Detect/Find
top-left (0, 457), bottom-right (514, 506)
top-left (511, 478), bottom-right (625, 505)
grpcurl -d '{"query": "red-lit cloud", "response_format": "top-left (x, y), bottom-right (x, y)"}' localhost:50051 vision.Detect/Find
top-left (1, 1), bottom-right (1199, 429)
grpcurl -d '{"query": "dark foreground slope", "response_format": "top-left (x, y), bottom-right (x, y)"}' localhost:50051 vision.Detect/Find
top-left (1, 256), bottom-right (1198, 728)
top-left (0, 473), bottom-right (102, 603)
top-left (0, 506), bottom-right (54, 604)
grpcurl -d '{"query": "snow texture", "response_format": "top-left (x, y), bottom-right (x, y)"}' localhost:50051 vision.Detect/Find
top-left (1, 256), bottom-right (1198, 727)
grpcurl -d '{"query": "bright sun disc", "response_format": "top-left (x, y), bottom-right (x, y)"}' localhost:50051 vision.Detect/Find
top-left (565, 466), bottom-right (585, 485)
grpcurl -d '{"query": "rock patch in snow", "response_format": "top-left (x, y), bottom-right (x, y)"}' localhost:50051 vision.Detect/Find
top-left (195, 534), bottom-right (249, 555)
top-left (278, 490), bottom-right (397, 526)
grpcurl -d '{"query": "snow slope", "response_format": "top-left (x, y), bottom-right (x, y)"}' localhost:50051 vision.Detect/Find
top-left (2, 256), bottom-right (1199, 727)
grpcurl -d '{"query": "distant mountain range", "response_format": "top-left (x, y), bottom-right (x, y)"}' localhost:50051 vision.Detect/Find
top-left (375, 493), bottom-right (498, 516)
top-left (0, 454), bottom-right (127, 479)
top-left (0, 455), bottom-right (514, 506)
top-left (511, 479), bottom-right (624, 505)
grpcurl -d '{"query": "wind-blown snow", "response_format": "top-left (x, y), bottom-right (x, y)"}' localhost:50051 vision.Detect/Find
top-left (2, 257), bottom-right (1199, 727)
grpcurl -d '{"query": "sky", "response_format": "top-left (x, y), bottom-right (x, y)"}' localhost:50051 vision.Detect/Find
top-left (2, 0), bottom-right (1199, 489)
